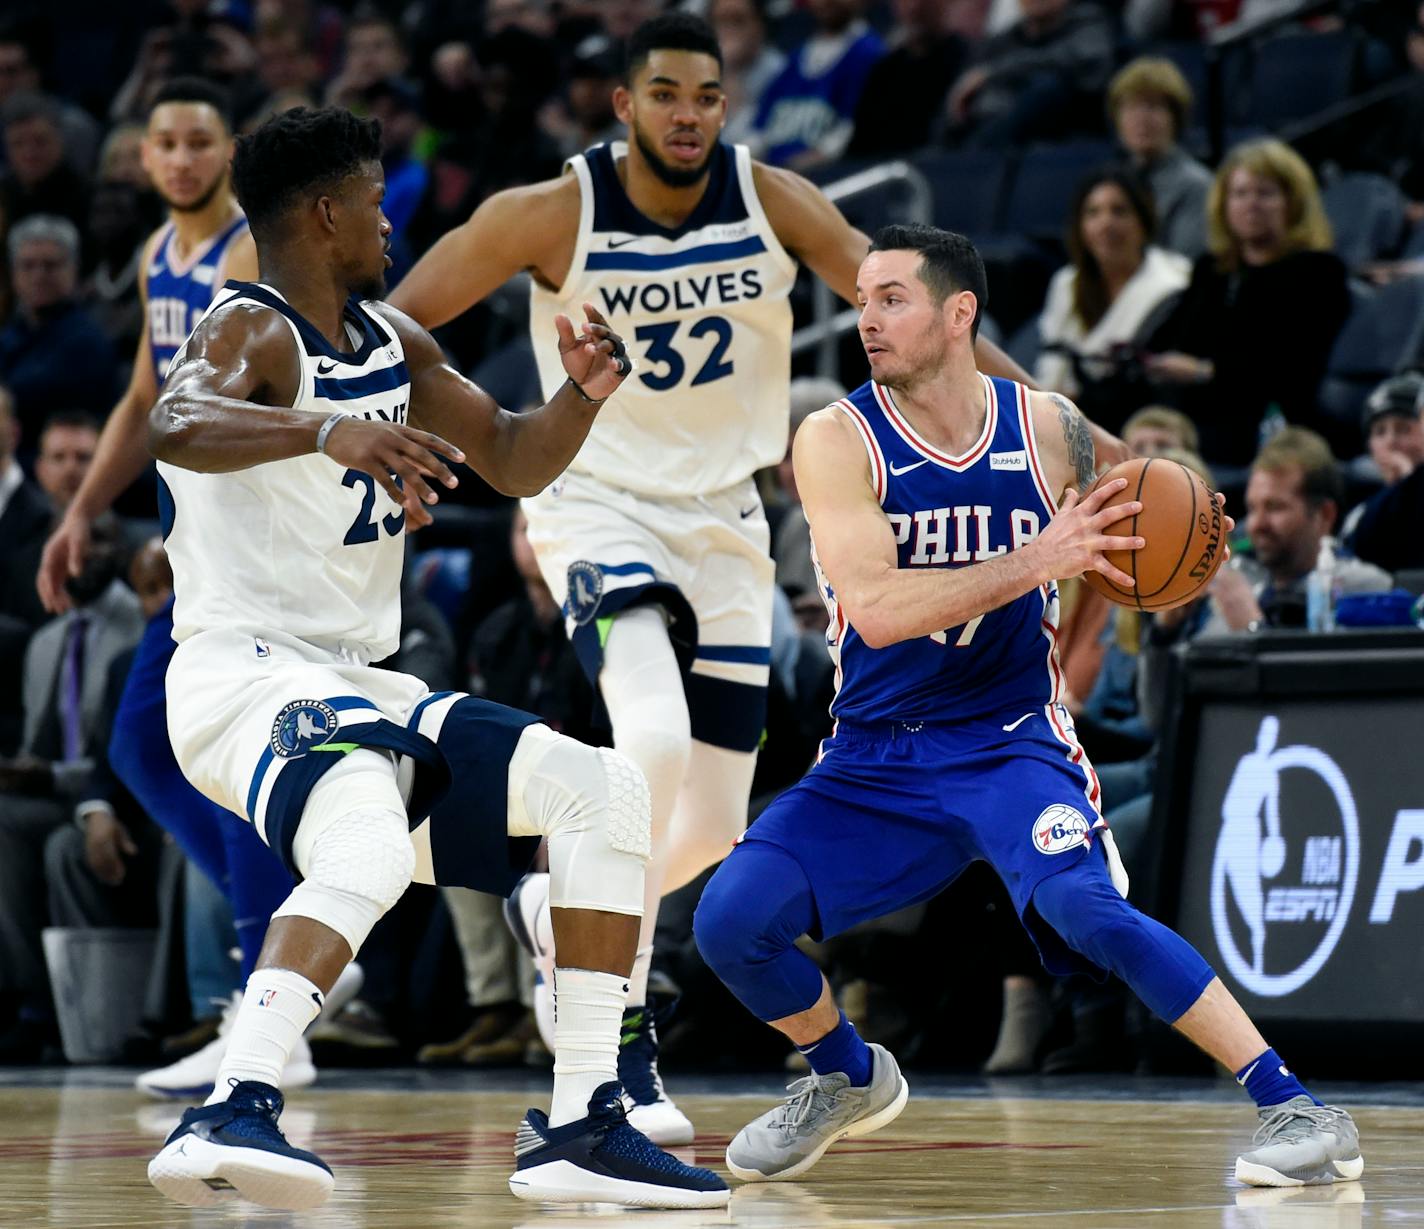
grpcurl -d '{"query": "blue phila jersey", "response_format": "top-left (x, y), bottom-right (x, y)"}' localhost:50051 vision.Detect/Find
top-left (146, 213), bottom-right (250, 384)
top-left (813, 375), bottom-right (1067, 725)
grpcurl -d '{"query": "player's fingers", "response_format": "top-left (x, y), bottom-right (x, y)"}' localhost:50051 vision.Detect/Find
top-left (582, 302), bottom-right (611, 329)
top-left (1080, 477), bottom-right (1129, 510)
top-left (1055, 486), bottom-right (1080, 513)
top-left (1099, 534), bottom-right (1145, 553)
top-left (1090, 499), bottom-right (1141, 530)
top-left (1094, 558), bottom-right (1137, 588)
top-left (402, 427), bottom-right (465, 466)
top-left (397, 439), bottom-right (458, 489)
top-left (1223, 514), bottom-right (1236, 534)
top-left (391, 460), bottom-right (439, 507)
top-left (554, 313), bottom-right (576, 349)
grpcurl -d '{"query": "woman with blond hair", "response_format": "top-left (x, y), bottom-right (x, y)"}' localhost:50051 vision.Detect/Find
top-left (1145, 137), bottom-right (1350, 467)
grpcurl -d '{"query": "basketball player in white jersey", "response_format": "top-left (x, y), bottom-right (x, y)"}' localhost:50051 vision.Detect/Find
top-left (391, 11), bottom-right (1100, 1144)
top-left (144, 106), bottom-right (727, 1213)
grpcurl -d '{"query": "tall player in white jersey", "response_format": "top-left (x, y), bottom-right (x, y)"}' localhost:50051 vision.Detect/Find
top-left (144, 106), bottom-right (728, 1213)
top-left (391, 12), bottom-right (1079, 1143)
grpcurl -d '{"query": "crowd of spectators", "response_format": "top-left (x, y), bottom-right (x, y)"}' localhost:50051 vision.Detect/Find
top-left (1, 0), bottom-right (1422, 1077)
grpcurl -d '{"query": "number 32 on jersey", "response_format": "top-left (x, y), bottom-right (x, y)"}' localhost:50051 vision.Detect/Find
top-left (634, 315), bottom-right (734, 392)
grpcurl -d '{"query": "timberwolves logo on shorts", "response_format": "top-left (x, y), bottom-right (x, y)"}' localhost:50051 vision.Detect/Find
top-left (270, 699), bottom-right (341, 758)
top-left (1033, 804), bottom-right (1090, 855)
top-left (566, 561), bottom-right (604, 626)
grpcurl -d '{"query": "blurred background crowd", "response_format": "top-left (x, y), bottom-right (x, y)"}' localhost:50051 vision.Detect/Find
top-left (1, 0), bottom-right (1422, 1087)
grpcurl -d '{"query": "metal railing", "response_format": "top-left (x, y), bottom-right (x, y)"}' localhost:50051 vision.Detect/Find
top-left (790, 160), bottom-right (933, 378)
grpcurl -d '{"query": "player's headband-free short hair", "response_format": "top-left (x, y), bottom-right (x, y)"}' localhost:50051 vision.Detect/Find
top-left (232, 106), bottom-right (382, 241)
top-left (869, 223), bottom-right (987, 340)
top-left (625, 12), bottom-right (723, 82)
top-left (148, 76), bottom-right (234, 130)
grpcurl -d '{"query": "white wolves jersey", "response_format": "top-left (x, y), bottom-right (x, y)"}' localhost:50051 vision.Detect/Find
top-left (146, 213), bottom-right (250, 384)
top-left (814, 375), bottom-right (1067, 724)
top-left (528, 141), bottom-right (796, 498)
top-left (157, 281), bottom-right (410, 661)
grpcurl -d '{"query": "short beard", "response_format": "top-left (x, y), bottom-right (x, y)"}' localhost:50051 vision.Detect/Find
top-left (163, 173), bottom-right (226, 215)
top-left (353, 271), bottom-right (387, 301)
top-left (633, 126), bottom-right (712, 189)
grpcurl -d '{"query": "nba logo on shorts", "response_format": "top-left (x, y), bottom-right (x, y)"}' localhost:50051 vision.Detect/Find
top-left (1033, 805), bottom-right (1090, 855)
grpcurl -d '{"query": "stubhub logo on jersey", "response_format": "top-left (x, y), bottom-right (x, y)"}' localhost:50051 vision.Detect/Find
top-left (1187, 709), bottom-right (1424, 1017)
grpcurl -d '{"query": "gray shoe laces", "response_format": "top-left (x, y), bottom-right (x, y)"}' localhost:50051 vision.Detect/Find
top-left (772, 1075), bottom-right (845, 1137)
top-left (1252, 1103), bottom-right (1344, 1146)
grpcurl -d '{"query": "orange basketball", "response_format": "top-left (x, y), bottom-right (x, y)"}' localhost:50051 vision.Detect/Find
top-left (1080, 457), bottom-right (1225, 611)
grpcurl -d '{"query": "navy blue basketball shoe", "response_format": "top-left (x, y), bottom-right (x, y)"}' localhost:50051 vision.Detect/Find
top-left (147, 1080), bottom-right (334, 1210)
top-left (509, 1081), bottom-right (728, 1207)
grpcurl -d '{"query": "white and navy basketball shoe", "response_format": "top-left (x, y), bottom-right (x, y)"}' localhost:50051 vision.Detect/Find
top-left (147, 1080), bottom-right (334, 1210)
top-left (509, 1081), bottom-right (727, 1208)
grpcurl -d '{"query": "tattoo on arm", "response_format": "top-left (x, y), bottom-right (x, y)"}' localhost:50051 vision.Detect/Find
top-left (1052, 394), bottom-right (1097, 492)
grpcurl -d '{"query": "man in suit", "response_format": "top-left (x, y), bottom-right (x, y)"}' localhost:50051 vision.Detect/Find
top-left (0, 383), bottom-right (55, 753)
top-left (0, 514), bottom-right (144, 1060)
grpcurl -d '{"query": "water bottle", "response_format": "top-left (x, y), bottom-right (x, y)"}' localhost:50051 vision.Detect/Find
top-left (1306, 535), bottom-right (1338, 632)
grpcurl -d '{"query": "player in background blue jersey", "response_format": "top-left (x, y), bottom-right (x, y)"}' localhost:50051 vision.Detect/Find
top-left (694, 224), bottom-right (1363, 1190)
top-left (32, 80), bottom-right (350, 1099)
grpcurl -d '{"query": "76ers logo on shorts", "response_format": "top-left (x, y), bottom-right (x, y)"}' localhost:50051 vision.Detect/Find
top-left (270, 699), bottom-right (340, 758)
top-left (1033, 804), bottom-right (1090, 855)
top-left (566, 561), bottom-right (604, 626)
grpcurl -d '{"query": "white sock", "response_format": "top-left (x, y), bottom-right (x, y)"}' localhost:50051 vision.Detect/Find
top-left (206, 967), bottom-right (324, 1105)
top-left (550, 966), bottom-right (627, 1127)
top-left (626, 944), bottom-right (655, 1009)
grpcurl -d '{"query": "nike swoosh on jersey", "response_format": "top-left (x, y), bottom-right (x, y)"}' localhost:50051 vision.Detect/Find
top-left (1001, 712), bottom-right (1035, 732)
top-left (888, 459), bottom-right (929, 476)
top-left (316, 359), bottom-right (338, 375)
top-left (606, 235), bottom-right (642, 249)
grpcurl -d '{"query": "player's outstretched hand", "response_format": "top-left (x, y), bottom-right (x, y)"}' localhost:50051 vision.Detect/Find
top-left (1032, 477), bottom-right (1145, 589)
top-left (36, 512), bottom-right (91, 614)
top-left (322, 418), bottom-right (464, 530)
top-left (556, 302), bottom-right (631, 402)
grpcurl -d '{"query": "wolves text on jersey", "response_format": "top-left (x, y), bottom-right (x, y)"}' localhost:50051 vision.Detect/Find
top-left (888, 505), bottom-right (1042, 565)
top-left (598, 269), bottom-right (763, 317)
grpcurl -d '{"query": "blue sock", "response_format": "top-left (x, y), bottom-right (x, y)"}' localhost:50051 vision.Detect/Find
top-left (797, 1012), bottom-right (873, 1087)
top-left (1235, 1047), bottom-right (1321, 1108)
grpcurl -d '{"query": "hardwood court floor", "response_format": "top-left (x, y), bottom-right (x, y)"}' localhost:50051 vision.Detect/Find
top-left (2, 1069), bottom-right (1420, 1228)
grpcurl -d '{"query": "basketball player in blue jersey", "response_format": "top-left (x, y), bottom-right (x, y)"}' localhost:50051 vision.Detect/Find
top-left (143, 105), bottom-right (726, 1213)
top-left (693, 224), bottom-right (1362, 1190)
top-left (32, 79), bottom-right (328, 1099)
top-left (390, 13), bottom-right (1090, 1145)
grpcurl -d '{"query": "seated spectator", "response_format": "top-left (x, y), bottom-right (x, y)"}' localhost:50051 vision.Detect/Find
top-left (847, 0), bottom-right (969, 158)
top-left (945, 0), bottom-right (1114, 148)
top-left (33, 410), bottom-right (98, 512)
top-left (0, 384), bottom-right (53, 752)
top-left (1346, 374), bottom-right (1424, 573)
top-left (0, 23), bottom-right (100, 174)
top-left (1108, 57), bottom-right (1211, 259)
top-left (1035, 168), bottom-right (1190, 432)
top-left (325, 5), bottom-right (411, 110)
top-left (0, 92), bottom-right (91, 238)
top-left (1121, 403), bottom-right (1199, 456)
top-left (750, 0), bottom-right (886, 170)
top-left (1151, 428), bottom-right (1390, 645)
top-left (0, 216), bottom-right (120, 438)
top-left (0, 514), bottom-right (144, 1061)
top-left (1144, 139), bottom-right (1350, 469)
top-left (537, 33), bottom-right (623, 161)
top-left (710, 0), bottom-right (786, 145)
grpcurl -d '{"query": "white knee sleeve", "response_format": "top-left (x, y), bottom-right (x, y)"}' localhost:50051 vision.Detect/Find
top-left (506, 724), bottom-right (649, 917)
top-left (271, 749), bottom-right (415, 955)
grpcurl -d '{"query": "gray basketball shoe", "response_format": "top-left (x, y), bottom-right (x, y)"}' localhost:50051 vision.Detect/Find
top-left (1236, 1097), bottom-right (1364, 1187)
top-left (726, 1043), bottom-right (909, 1182)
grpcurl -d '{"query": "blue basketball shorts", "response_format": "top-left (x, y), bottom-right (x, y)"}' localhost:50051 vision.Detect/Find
top-left (741, 703), bottom-right (1113, 976)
